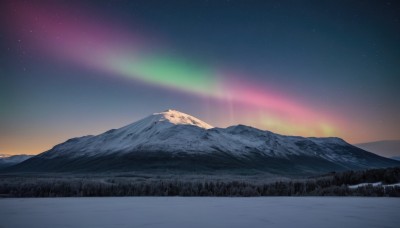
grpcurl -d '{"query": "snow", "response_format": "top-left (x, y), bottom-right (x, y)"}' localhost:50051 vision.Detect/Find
top-left (384, 183), bottom-right (400, 188)
top-left (349, 182), bottom-right (400, 189)
top-left (36, 109), bottom-right (396, 168)
top-left (44, 109), bottom-right (215, 157)
top-left (153, 109), bottom-right (214, 129)
top-left (348, 182), bottom-right (383, 189)
top-left (308, 137), bottom-right (347, 146)
top-left (0, 197), bottom-right (399, 228)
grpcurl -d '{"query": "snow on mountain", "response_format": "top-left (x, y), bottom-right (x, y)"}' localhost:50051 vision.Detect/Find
top-left (37, 109), bottom-right (397, 162)
top-left (37, 110), bottom-right (356, 160)
top-left (7, 110), bottom-right (400, 174)
top-left (44, 109), bottom-right (214, 158)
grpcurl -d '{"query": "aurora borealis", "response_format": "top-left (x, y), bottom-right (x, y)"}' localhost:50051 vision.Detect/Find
top-left (1, 0), bottom-right (399, 155)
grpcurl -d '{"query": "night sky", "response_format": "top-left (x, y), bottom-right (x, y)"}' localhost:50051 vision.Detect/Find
top-left (1, 0), bottom-right (399, 155)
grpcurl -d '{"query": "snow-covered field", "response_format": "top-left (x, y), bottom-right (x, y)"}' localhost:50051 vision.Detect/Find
top-left (0, 197), bottom-right (399, 228)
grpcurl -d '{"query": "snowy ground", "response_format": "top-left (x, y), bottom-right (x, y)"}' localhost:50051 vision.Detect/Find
top-left (0, 197), bottom-right (399, 228)
top-left (348, 182), bottom-right (400, 189)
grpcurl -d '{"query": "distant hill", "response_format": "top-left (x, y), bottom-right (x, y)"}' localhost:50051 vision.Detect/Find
top-left (0, 154), bottom-right (34, 169)
top-left (391, 156), bottom-right (400, 161)
top-left (355, 140), bottom-right (400, 158)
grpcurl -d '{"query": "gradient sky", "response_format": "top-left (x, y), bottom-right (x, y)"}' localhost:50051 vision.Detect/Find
top-left (1, 0), bottom-right (399, 155)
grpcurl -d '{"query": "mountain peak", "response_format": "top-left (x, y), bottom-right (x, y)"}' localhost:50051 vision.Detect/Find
top-left (152, 109), bottom-right (213, 129)
top-left (163, 109), bottom-right (179, 113)
top-left (14, 109), bottom-right (400, 173)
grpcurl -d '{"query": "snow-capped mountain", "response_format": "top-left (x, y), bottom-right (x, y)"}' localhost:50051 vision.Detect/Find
top-left (0, 154), bottom-right (33, 169)
top-left (7, 110), bottom-right (400, 175)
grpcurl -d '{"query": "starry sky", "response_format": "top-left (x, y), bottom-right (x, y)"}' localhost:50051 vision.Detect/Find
top-left (1, 0), bottom-right (399, 155)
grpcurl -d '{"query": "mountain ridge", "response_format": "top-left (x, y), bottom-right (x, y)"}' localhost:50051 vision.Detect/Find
top-left (355, 140), bottom-right (400, 158)
top-left (5, 110), bottom-right (400, 175)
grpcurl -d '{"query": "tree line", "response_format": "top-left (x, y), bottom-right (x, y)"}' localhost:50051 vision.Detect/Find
top-left (0, 167), bottom-right (399, 197)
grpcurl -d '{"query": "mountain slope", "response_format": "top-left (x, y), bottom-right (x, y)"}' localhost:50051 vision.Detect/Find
top-left (7, 110), bottom-right (400, 175)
